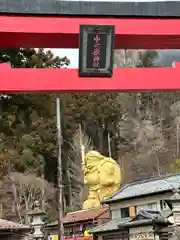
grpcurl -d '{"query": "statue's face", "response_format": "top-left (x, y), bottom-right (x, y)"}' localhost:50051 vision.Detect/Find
top-left (84, 162), bottom-right (100, 185)
top-left (85, 163), bottom-right (97, 172)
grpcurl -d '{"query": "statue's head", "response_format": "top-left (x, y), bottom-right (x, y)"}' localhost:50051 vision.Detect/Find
top-left (85, 150), bottom-right (103, 166)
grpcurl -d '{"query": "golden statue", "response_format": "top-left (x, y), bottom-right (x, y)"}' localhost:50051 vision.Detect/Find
top-left (82, 151), bottom-right (121, 210)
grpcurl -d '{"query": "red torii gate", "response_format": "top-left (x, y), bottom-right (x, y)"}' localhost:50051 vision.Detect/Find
top-left (1, 9), bottom-right (180, 92)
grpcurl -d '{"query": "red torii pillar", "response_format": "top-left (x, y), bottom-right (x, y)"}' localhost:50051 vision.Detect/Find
top-left (1, 15), bottom-right (180, 92)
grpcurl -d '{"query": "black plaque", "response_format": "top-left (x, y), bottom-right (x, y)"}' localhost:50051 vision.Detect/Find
top-left (79, 25), bottom-right (115, 77)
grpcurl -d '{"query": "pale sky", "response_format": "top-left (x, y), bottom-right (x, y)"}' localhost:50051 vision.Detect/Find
top-left (51, 48), bottom-right (180, 68)
top-left (52, 49), bottom-right (78, 68)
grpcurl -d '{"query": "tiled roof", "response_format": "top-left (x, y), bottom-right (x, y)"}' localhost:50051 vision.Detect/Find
top-left (90, 210), bottom-right (171, 233)
top-left (47, 207), bottom-right (109, 226)
top-left (0, 218), bottom-right (30, 230)
top-left (118, 210), bottom-right (168, 228)
top-left (103, 173), bottom-right (180, 203)
top-left (90, 218), bottom-right (131, 234)
top-left (63, 207), bottom-right (109, 224)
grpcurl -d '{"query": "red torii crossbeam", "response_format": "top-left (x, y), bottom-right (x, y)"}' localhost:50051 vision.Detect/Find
top-left (1, 15), bottom-right (180, 92)
top-left (0, 62), bottom-right (180, 92)
top-left (1, 15), bottom-right (180, 49)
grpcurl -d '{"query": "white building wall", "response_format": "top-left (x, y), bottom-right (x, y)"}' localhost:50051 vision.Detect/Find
top-left (109, 192), bottom-right (172, 220)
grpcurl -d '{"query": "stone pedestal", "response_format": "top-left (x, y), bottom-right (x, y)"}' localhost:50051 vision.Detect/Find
top-left (27, 201), bottom-right (46, 240)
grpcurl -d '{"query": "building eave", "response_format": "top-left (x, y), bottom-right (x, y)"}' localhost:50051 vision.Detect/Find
top-left (0, 227), bottom-right (31, 232)
top-left (101, 190), bottom-right (171, 204)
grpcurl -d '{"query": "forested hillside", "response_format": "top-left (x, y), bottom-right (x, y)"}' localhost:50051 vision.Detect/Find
top-left (0, 48), bottom-right (179, 222)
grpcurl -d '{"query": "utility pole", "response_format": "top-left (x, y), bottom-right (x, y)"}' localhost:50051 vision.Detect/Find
top-left (107, 132), bottom-right (112, 158)
top-left (79, 124), bottom-right (85, 168)
top-left (56, 96), bottom-right (64, 240)
top-left (79, 123), bottom-right (85, 206)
